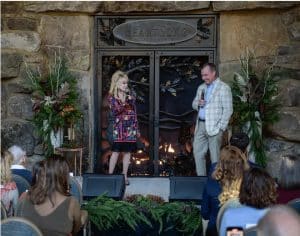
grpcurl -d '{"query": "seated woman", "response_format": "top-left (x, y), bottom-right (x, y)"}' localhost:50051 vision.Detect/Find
top-left (16, 155), bottom-right (84, 236)
top-left (219, 167), bottom-right (277, 236)
top-left (0, 151), bottom-right (19, 216)
top-left (201, 145), bottom-right (249, 236)
top-left (212, 145), bottom-right (249, 205)
top-left (277, 154), bottom-right (300, 204)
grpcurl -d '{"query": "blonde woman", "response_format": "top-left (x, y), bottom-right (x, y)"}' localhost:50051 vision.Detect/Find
top-left (107, 70), bottom-right (139, 185)
top-left (212, 145), bottom-right (249, 205)
top-left (0, 151), bottom-right (19, 216)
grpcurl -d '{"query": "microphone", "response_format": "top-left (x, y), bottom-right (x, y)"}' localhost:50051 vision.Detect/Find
top-left (201, 89), bottom-right (205, 100)
top-left (125, 89), bottom-right (131, 98)
top-left (199, 89), bottom-right (205, 108)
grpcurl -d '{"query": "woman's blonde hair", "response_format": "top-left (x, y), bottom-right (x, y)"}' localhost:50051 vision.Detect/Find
top-left (212, 145), bottom-right (250, 205)
top-left (1, 151), bottom-right (14, 185)
top-left (109, 70), bottom-right (128, 98)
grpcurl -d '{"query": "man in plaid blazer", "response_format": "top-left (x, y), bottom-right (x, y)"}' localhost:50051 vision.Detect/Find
top-left (192, 63), bottom-right (233, 176)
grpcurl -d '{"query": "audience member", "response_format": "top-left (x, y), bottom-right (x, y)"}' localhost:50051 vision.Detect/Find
top-left (201, 145), bottom-right (249, 236)
top-left (0, 151), bottom-right (19, 216)
top-left (257, 205), bottom-right (300, 236)
top-left (208, 132), bottom-right (260, 177)
top-left (277, 154), bottom-right (300, 204)
top-left (219, 167), bottom-right (277, 236)
top-left (201, 172), bottom-right (221, 236)
top-left (8, 145), bottom-right (32, 183)
top-left (16, 155), bottom-right (84, 236)
top-left (229, 132), bottom-right (261, 168)
top-left (229, 132), bottom-right (249, 152)
top-left (212, 145), bottom-right (249, 205)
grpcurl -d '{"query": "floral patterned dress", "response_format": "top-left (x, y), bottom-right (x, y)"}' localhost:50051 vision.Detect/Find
top-left (108, 94), bottom-right (139, 152)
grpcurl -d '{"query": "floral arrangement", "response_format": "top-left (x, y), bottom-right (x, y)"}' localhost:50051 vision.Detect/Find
top-left (230, 50), bottom-right (280, 166)
top-left (26, 54), bottom-right (82, 157)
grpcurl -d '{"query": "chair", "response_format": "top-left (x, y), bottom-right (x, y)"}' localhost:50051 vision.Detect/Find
top-left (287, 198), bottom-right (300, 215)
top-left (216, 198), bottom-right (242, 233)
top-left (12, 174), bottom-right (30, 195)
top-left (1, 201), bottom-right (7, 220)
top-left (80, 209), bottom-right (89, 236)
top-left (244, 226), bottom-right (257, 236)
top-left (69, 176), bottom-right (83, 205)
top-left (69, 177), bottom-right (89, 236)
top-left (1, 217), bottom-right (43, 236)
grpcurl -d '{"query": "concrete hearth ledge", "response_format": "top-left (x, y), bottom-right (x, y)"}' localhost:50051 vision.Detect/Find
top-left (125, 177), bottom-right (170, 202)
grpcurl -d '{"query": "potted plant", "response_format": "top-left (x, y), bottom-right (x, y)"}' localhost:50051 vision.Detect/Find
top-left (230, 50), bottom-right (281, 166)
top-left (25, 53), bottom-right (82, 157)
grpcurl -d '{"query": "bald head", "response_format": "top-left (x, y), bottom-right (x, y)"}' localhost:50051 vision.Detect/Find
top-left (257, 205), bottom-right (300, 236)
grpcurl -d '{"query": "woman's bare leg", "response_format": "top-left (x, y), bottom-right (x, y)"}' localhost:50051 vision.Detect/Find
top-left (109, 152), bottom-right (119, 174)
top-left (122, 152), bottom-right (131, 181)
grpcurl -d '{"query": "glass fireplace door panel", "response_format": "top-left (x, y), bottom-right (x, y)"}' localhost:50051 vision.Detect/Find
top-left (155, 51), bottom-right (212, 176)
top-left (99, 53), bottom-right (154, 176)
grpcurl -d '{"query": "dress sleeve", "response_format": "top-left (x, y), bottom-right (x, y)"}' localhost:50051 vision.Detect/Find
top-left (108, 95), bottom-right (126, 116)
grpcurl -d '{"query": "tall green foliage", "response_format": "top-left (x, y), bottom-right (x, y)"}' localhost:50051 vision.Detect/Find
top-left (231, 51), bottom-right (280, 166)
top-left (25, 54), bottom-right (82, 157)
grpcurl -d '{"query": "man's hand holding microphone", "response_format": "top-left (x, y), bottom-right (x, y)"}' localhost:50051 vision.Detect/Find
top-left (199, 89), bottom-right (205, 108)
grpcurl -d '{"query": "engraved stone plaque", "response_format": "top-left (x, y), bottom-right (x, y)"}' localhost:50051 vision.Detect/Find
top-left (113, 19), bottom-right (197, 45)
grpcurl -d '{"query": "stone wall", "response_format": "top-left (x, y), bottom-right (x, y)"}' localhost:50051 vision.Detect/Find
top-left (1, 1), bottom-right (299, 174)
top-left (217, 6), bottom-right (300, 177)
top-left (1, 1), bottom-right (93, 170)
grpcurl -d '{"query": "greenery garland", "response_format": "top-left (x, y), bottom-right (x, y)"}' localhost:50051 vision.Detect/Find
top-left (83, 194), bottom-right (202, 235)
top-left (83, 195), bottom-right (151, 232)
top-left (230, 51), bottom-right (281, 166)
top-left (25, 54), bottom-right (82, 157)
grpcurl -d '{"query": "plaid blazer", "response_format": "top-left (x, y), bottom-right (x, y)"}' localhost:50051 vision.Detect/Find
top-left (192, 78), bottom-right (233, 136)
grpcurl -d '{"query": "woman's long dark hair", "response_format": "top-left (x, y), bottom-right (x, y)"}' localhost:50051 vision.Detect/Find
top-left (31, 160), bottom-right (45, 186)
top-left (239, 167), bottom-right (277, 209)
top-left (29, 155), bottom-right (70, 206)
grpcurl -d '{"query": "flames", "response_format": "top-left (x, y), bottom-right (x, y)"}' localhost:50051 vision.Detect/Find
top-left (167, 144), bottom-right (175, 153)
top-left (160, 143), bottom-right (175, 153)
top-left (134, 143), bottom-right (176, 166)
